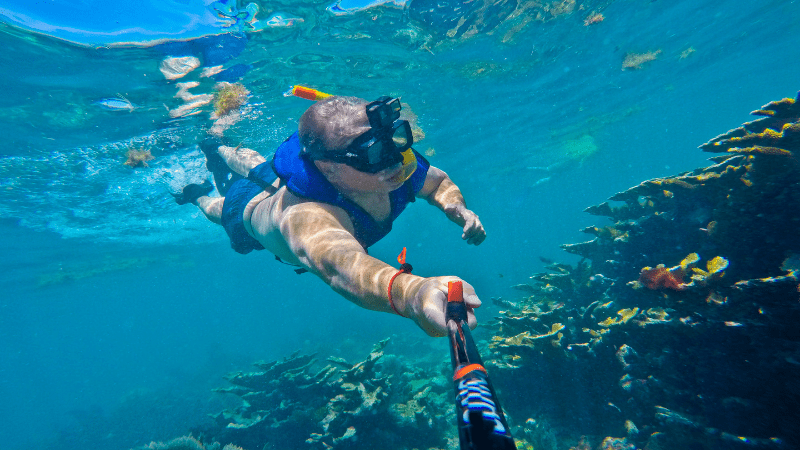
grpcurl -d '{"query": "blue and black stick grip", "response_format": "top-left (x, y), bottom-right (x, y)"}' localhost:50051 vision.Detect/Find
top-left (446, 281), bottom-right (516, 450)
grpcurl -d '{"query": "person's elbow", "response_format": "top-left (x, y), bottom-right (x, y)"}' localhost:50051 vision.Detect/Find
top-left (418, 166), bottom-right (449, 200)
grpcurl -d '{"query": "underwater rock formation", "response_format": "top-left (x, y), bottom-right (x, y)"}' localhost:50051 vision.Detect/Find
top-left (195, 339), bottom-right (453, 450)
top-left (486, 92), bottom-right (800, 449)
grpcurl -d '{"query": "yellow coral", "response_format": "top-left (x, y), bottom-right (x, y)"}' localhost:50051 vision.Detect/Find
top-left (728, 146), bottom-right (793, 156)
top-left (679, 253), bottom-right (700, 269)
top-left (689, 255), bottom-right (728, 287)
top-left (636, 307), bottom-right (672, 326)
top-left (707, 256), bottom-right (729, 274)
top-left (551, 332), bottom-right (564, 347)
top-left (692, 256), bottom-right (729, 277)
top-left (599, 308), bottom-right (639, 327)
top-left (646, 308), bottom-right (669, 321)
top-left (619, 307), bottom-right (639, 323)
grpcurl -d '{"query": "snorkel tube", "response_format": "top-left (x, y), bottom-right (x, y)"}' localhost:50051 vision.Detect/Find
top-left (286, 85), bottom-right (418, 184)
top-left (446, 281), bottom-right (517, 450)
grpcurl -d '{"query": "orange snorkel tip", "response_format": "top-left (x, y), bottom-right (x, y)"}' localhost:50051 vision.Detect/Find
top-left (283, 85), bottom-right (332, 101)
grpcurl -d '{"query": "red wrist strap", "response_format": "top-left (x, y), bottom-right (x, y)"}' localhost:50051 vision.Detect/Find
top-left (388, 247), bottom-right (412, 317)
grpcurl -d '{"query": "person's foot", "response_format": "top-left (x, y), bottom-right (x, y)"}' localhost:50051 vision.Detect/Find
top-left (172, 180), bottom-right (213, 205)
top-left (200, 137), bottom-right (227, 173)
top-left (200, 137), bottom-right (240, 195)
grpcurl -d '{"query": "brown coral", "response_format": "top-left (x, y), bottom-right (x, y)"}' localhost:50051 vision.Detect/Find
top-left (583, 12), bottom-right (604, 26)
top-left (123, 149), bottom-right (154, 167)
top-left (637, 265), bottom-right (686, 291)
top-left (622, 50), bottom-right (661, 70)
top-left (213, 82), bottom-right (249, 117)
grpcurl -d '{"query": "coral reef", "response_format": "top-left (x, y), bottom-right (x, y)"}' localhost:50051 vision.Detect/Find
top-left (621, 50), bottom-right (661, 70)
top-left (584, 13), bottom-right (604, 26)
top-left (679, 47), bottom-right (696, 59)
top-left (195, 339), bottom-right (453, 450)
top-left (124, 148), bottom-right (155, 167)
top-left (484, 92), bottom-right (800, 449)
top-left (142, 435), bottom-right (243, 450)
top-left (401, 101), bottom-right (426, 143)
top-left (213, 82), bottom-right (249, 118)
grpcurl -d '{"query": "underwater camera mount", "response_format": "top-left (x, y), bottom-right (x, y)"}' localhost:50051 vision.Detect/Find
top-left (446, 281), bottom-right (517, 450)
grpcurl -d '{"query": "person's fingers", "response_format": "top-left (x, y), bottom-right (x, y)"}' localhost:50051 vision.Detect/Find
top-left (467, 307), bottom-right (478, 330)
top-left (416, 277), bottom-right (481, 337)
top-left (460, 281), bottom-right (481, 331)
top-left (469, 229), bottom-right (486, 245)
top-left (460, 211), bottom-right (486, 245)
top-left (461, 281), bottom-right (481, 308)
top-left (421, 289), bottom-right (447, 337)
top-left (463, 220), bottom-right (486, 245)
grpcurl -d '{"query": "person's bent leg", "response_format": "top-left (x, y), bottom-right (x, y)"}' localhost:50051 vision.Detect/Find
top-left (197, 196), bottom-right (224, 224)
top-left (218, 145), bottom-right (267, 177)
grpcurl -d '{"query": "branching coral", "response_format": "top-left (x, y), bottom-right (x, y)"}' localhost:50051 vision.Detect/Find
top-left (142, 436), bottom-right (243, 450)
top-left (688, 255), bottom-right (729, 286)
top-left (598, 308), bottom-right (639, 327)
top-left (636, 265), bottom-right (686, 291)
top-left (487, 92), bottom-right (800, 450)
top-left (200, 339), bottom-right (452, 450)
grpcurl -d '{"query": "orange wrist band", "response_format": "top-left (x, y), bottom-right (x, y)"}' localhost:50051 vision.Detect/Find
top-left (388, 247), bottom-right (413, 317)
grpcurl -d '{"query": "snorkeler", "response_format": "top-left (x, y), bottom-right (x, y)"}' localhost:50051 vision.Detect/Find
top-left (173, 95), bottom-right (486, 337)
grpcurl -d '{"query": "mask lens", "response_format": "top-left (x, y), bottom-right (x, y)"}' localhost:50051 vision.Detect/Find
top-left (366, 138), bottom-right (385, 166)
top-left (388, 98), bottom-right (401, 116)
top-left (391, 123), bottom-right (410, 150)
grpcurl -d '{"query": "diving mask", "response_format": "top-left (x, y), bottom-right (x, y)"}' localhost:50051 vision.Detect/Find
top-left (322, 96), bottom-right (415, 174)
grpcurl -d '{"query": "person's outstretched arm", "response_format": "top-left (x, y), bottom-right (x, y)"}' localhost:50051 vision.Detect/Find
top-left (278, 201), bottom-right (481, 336)
top-left (417, 165), bottom-right (486, 245)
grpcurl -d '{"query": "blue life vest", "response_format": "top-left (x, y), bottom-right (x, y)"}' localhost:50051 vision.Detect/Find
top-left (255, 131), bottom-right (430, 249)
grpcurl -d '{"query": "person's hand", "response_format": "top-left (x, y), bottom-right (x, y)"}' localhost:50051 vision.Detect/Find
top-left (409, 276), bottom-right (481, 337)
top-left (444, 204), bottom-right (486, 245)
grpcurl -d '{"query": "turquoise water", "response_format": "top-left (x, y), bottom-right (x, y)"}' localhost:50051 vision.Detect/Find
top-left (1, 0), bottom-right (799, 448)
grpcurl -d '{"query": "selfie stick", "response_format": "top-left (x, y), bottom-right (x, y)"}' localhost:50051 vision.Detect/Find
top-left (446, 281), bottom-right (516, 450)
